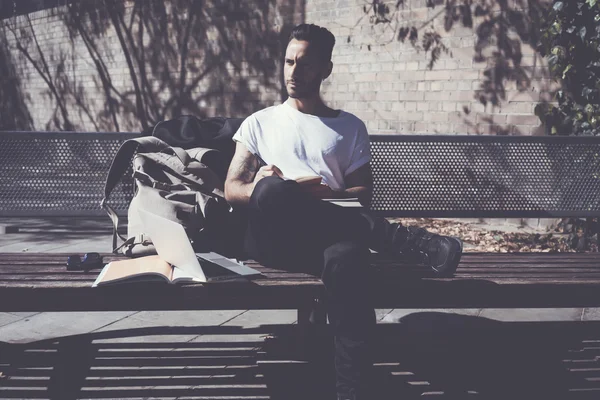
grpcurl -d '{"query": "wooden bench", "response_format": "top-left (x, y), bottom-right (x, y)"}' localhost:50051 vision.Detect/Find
top-left (1, 131), bottom-right (600, 317)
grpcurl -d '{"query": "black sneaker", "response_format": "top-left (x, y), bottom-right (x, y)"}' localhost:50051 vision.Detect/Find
top-left (402, 227), bottom-right (463, 277)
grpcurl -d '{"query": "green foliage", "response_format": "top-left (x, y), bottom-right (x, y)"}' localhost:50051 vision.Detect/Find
top-left (537, 0), bottom-right (600, 135)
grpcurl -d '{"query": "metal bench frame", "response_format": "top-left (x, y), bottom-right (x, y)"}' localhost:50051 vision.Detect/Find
top-left (1, 131), bottom-right (600, 316)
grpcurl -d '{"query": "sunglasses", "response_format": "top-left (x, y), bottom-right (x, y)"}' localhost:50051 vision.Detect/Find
top-left (66, 253), bottom-right (104, 271)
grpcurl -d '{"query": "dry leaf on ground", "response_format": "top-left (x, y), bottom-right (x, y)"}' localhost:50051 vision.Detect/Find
top-left (390, 218), bottom-right (575, 253)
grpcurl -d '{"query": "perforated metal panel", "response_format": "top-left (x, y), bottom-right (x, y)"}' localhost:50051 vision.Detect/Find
top-left (370, 135), bottom-right (600, 217)
top-left (0, 132), bottom-right (139, 217)
top-left (3, 132), bottom-right (600, 218)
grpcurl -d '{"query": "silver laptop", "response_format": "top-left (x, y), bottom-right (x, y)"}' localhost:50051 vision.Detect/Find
top-left (138, 208), bottom-right (261, 282)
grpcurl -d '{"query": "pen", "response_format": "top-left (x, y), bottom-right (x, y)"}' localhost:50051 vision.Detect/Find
top-left (253, 153), bottom-right (290, 180)
top-left (254, 153), bottom-right (267, 167)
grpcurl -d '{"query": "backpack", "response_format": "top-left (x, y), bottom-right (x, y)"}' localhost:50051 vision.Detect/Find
top-left (101, 136), bottom-right (232, 257)
top-left (149, 115), bottom-right (245, 174)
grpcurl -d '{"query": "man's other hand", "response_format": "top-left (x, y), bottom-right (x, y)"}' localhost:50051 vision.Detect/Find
top-left (299, 181), bottom-right (337, 199)
top-left (253, 165), bottom-right (284, 185)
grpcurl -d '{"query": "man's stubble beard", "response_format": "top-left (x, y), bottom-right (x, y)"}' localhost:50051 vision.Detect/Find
top-left (287, 77), bottom-right (322, 99)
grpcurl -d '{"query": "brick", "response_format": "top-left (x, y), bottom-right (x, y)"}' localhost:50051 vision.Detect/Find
top-left (443, 81), bottom-right (458, 91)
top-left (406, 61), bottom-right (419, 71)
top-left (476, 124), bottom-right (513, 135)
top-left (448, 112), bottom-right (466, 123)
top-left (414, 122), bottom-right (427, 132)
top-left (359, 91), bottom-right (377, 101)
top-left (506, 114), bottom-right (540, 125)
top-left (452, 123), bottom-right (478, 134)
top-left (399, 112), bottom-right (424, 121)
top-left (424, 91), bottom-right (450, 101)
top-left (404, 81), bottom-right (418, 91)
top-left (359, 64), bottom-right (371, 73)
top-left (377, 72), bottom-right (400, 82)
top-left (511, 125), bottom-right (534, 135)
top-left (355, 72), bottom-right (376, 82)
top-left (358, 82), bottom-right (372, 92)
top-left (376, 92), bottom-right (399, 101)
top-left (392, 82), bottom-right (405, 91)
top-left (399, 70), bottom-right (425, 81)
top-left (404, 102), bottom-right (417, 111)
top-left (398, 91), bottom-right (425, 101)
top-left (431, 82), bottom-right (443, 91)
top-left (458, 80), bottom-right (472, 91)
top-left (371, 101), bottom-right (393, 111)
top-left (499, 102), bottom-right (533, 114)
top-left (391, 102), bottom-right (405, 112)
top-left (417, 102), bottom-right (429, 111)
top-left (428, 112), bottom-right (448, 122)
top-left (380, 63), bottom-right (393, 71)
top-left (428, 102), bottom-right (443, 111)
top-left (424, 70), bottom-right (454, 81)
top-left (476, 113), bottom-right (507, 124)
top-left (354, 110), bottom-right (376, 121)
top-left (442, 102), bottom-right (457, 112)
top-left (419, 61), bottom-right (432, 70)
top-left (445, 60), bottom-right (459, 70)
top-left (335, 92), bottom-right (354, 101)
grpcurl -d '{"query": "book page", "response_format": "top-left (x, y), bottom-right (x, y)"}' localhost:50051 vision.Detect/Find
top-left (171, 266), bottom-right (206, 283)
top-left (92, 255), bottom-right (172, 286)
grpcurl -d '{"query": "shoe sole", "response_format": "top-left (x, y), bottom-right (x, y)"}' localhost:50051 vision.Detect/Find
top-left (431, 237), bottom-right (463, 277)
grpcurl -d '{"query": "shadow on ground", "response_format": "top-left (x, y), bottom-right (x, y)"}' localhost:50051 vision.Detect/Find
top-left (1, 313), bottom-right (599, 399)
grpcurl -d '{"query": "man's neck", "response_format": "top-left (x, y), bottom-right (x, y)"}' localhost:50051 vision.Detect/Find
top-left (286, 97), bottom-right (337, 118)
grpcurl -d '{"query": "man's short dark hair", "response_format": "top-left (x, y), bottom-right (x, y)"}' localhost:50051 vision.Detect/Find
top-left (288, 23), bottom-right (335, 62)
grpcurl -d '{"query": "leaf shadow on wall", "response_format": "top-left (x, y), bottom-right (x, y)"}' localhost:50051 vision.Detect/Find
top-left (1, 0), bottom-right (302, 132)
top-left (354, 0), bottom-right (554, 135)
top-left (0, 28), bottom-right (33, 131)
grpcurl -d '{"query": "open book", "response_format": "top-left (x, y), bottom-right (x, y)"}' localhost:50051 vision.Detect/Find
top-left (92, 254), bottom-right (255, 287)
top-left (293, 176), bottom-right (363, 207)
top-left (323, 197), bottom-right (363, 208)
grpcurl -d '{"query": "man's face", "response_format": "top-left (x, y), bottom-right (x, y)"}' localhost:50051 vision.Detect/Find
top-left (284, 39), bottom-right (330, 99)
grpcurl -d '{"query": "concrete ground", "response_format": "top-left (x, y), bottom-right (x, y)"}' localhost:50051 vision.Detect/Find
top-left (1, 217), bottom-right (599, 399)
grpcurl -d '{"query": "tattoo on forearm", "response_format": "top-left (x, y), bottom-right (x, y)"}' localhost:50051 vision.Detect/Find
top-left (229, 155), bottom-right (259, 184)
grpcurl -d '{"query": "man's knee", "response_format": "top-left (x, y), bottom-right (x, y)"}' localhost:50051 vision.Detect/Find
top-left (249, 176), bottom-right (295, 211)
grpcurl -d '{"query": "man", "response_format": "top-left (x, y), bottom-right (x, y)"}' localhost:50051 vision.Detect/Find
top-left (225, 24), bottom-right (462, 400)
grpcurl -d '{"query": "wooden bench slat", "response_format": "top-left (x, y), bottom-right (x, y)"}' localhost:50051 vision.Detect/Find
top-left (2, 252), bottom-right (600, 311)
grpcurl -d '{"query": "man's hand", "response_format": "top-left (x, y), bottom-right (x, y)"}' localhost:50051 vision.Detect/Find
top-left (298, 180), bottom-right (337, 199)
top-left (253, 164), bottom-right (284, 185)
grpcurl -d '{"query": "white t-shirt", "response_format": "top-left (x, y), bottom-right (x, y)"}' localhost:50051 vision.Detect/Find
top-left (232, 102), bottom-right (370, 190)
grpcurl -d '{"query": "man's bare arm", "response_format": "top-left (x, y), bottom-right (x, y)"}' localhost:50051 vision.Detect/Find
top-left (225, 142), bottom-right (284, 206)
top-left (343, 163), bottom-right (373, 207)
top-left (224, 142), bottom-right (260, 206)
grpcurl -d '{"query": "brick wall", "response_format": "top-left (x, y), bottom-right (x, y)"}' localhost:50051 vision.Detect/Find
top-left (305, 0), bottom-right (555, 135)
top-left (0, 0), bottom-right (303, 132)
top-left (1, 0), bottom-right (552, 136)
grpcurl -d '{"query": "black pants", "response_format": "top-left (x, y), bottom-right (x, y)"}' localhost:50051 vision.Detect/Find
top-left (242, 176), bottom-right (400, 396)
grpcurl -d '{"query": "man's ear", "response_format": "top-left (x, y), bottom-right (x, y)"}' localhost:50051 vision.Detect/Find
top-left (322, 61), bottom-right (333, 81)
